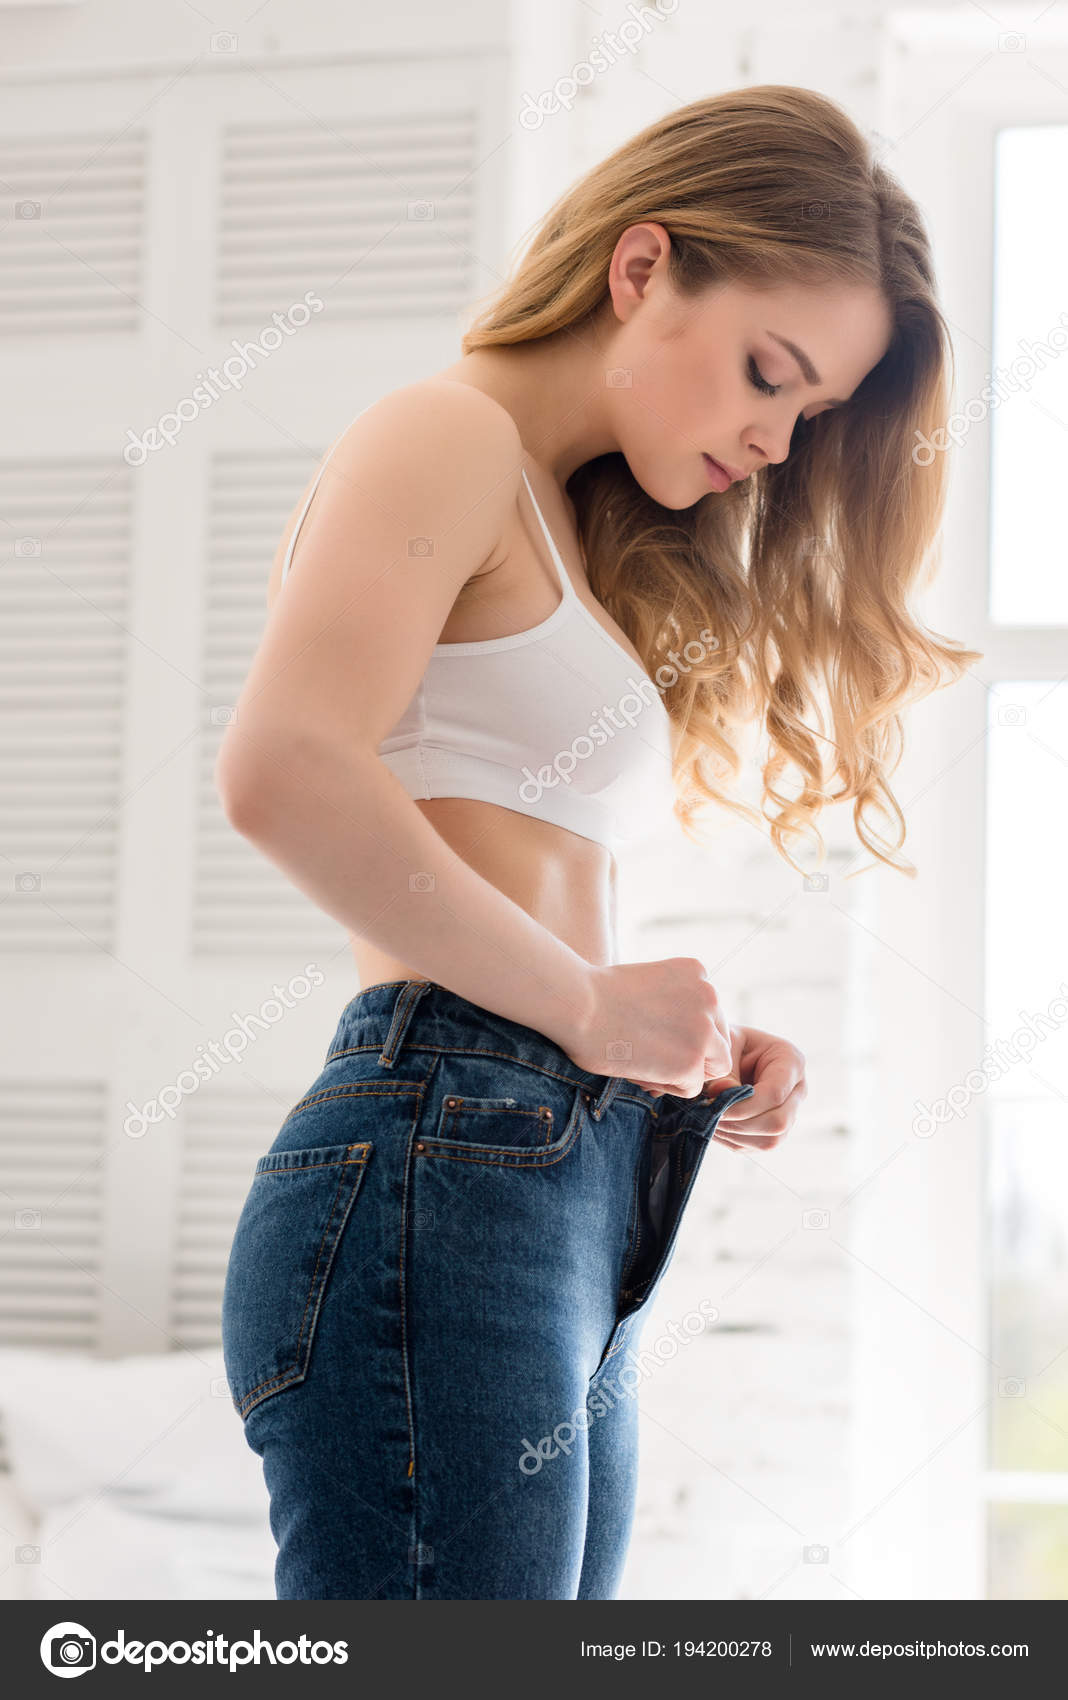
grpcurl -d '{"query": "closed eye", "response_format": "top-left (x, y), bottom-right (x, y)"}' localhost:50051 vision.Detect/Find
top-left (747, 356), bottom-right (781, 398)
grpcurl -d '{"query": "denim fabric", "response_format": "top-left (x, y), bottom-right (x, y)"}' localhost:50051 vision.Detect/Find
top-left (220, 978), bottom-right (754, 1601)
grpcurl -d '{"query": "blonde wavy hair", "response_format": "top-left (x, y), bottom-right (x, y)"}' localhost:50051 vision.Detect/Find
top-left (461, 85), bottom-right (982, 878)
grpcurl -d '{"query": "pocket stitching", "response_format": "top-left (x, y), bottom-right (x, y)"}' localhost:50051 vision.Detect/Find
top-left (438, 1096), bottom-right (550, 1145)
top-left (255, 1142), bottom-right (372, 1176)
top-left (418, 1089), bottom-right (584, 1167)
top-left (235, 1145), bottom-right (372, 1419)
top-left (279, 1082), bottom-right (423, 1131)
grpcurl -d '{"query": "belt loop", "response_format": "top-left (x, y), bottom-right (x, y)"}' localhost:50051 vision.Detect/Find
top-left (377, 980), bottom-right (433, 1068)
top-left (590, 1074), bottom-right (624, 1121)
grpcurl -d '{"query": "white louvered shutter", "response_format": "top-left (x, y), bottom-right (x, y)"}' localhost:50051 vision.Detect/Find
top-left (0, 51), bottom-right (508, 1367)
top-left (217, 115), bottom-right (479, 324)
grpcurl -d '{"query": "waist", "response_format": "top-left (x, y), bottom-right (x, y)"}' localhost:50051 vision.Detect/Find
top-left (322, 979), bottom-right (755, 1136)
top-left (327, 978), bottom-right (590, 1085)
top-left (350, 796), bottom-right (617, 989)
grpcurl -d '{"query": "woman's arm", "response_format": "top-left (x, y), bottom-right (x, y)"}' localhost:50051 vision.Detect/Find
top-left (220, 737), bottom-right (597, 1050)
top-left (215, 381), bottom-right (597, 1050)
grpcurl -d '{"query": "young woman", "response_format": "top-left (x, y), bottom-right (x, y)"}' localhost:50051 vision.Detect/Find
top-left (218, 86), bottom-right (981, 1601)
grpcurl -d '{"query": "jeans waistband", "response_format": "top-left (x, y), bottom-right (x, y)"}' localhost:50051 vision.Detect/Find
top-left (330, 980), bottom-right (756, 1136)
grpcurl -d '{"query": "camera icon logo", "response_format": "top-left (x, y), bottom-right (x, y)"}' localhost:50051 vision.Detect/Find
top-left (998, 1376), bottom-right (1025, 1398)
top-left (40, 1621), bottom-right (96, 1676)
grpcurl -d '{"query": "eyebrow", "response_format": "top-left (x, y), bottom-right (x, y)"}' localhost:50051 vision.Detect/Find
top-left (765, 330), bottom-right (846, 406)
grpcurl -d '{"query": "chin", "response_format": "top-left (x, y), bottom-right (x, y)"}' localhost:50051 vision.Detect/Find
top-left (665, 480), bottom-right (709, 512)
top-left (628, 465), bottom-right (701, 511)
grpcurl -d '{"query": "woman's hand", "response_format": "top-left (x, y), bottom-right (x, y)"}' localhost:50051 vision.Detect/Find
top-left (631, 1022), bottom-right (806, 1151)
top-left (566, 957), bottom-right (735, 1099)
top-left (702, 1023), bottom-right (807, 1151)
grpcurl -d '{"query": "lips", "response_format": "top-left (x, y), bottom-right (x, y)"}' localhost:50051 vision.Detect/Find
top-left (703, 454), bottom-right (732, 492)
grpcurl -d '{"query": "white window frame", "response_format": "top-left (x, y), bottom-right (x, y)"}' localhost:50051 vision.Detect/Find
top-left (855, 27), bottom-right (1068, 1599)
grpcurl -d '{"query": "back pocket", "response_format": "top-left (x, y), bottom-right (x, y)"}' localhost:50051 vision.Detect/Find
top-left (221, 1141), bottom-right (372, 1420)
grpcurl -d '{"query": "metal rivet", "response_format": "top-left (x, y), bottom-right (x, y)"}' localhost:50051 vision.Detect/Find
top-left (415, 1142), bottom-right (425, 1152)
top-left (445, 1097), bottom-right (458, 1108)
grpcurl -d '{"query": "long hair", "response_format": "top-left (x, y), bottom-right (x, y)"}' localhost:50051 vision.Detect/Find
top-left (461, 86), bottom-right (982, 878)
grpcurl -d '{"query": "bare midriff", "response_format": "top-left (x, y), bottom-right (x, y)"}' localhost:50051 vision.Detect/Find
top-left (344, 795), bottom-right (618, 994)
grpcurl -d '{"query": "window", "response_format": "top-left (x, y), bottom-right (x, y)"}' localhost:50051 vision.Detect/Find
top-left (984, 681), bottom-right (1068, 1597)
top-left (990, 127), bottom-right (1068, 625)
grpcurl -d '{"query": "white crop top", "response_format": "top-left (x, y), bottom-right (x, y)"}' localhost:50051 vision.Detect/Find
top-left (280, 414), bottom-right (677, 853)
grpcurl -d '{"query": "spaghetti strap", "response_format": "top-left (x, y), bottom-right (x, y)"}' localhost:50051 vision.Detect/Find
top-left (519, 468), bottom-right (578, 603)
top-left (280, 408), bottom-right (369, 583)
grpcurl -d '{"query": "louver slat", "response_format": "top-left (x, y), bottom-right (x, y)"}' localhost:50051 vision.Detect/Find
top-left (216, 114), bottom-right (477, 324)
top-left (0, 1081), bottom-right (106, 1350)
top-left (0, 462), bottom-right (131, 954)
top-left (0, 133), bottom-right (147, 337)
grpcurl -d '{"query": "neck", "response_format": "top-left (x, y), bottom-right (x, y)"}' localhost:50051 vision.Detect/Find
top-left (436, 309), bottom-right (624, 487)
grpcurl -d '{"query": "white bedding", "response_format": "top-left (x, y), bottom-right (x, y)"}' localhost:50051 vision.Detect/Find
top-left (0, 1345), bottom-right (275, 1600)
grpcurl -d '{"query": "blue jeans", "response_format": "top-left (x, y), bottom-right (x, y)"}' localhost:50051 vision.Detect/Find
top-left (220, 979), bottom-right (754, 1600)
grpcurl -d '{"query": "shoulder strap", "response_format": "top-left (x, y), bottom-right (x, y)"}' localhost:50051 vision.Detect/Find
top-left (519, 468), bottom-right (577, 601)
top-left (280, 409), bottom-right (368, 582)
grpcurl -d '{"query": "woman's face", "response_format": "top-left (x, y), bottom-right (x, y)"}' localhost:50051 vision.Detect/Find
top-left (603, 226), bottom-right (895, 508)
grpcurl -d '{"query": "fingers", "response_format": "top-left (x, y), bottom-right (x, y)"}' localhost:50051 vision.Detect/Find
top-left (716, 1075), bottom-right (808, 1141)
top-left (712, 1129), bottom-right (745, 1151)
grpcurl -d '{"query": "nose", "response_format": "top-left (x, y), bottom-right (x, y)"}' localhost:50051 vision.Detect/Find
top-left (745, 427), bottom-right (790, 469)
top-left (748, 402), bottom-right (812, 469)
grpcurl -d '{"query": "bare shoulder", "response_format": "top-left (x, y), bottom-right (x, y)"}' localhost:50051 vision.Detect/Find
top-left (269, 378), bottom-right (524, 602)
top-left (226, 377), bottom-right (533, 787)
top-left (369, 376), bottom-right (525, 461)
